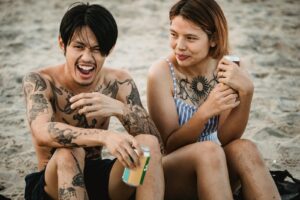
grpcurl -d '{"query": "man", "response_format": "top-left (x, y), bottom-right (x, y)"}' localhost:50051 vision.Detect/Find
top-left (23, 3), bottom-right (164, 200)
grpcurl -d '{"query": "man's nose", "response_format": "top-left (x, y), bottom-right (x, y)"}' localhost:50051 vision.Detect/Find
top-left (81, 49), bottom-right (93, 61)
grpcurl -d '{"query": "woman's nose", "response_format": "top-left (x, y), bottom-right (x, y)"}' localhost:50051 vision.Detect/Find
top-left (177, 38), bottom-right (187, 51)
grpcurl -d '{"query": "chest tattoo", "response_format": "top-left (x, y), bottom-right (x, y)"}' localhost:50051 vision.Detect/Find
top-left (177, 74), bottom-right (218, 106)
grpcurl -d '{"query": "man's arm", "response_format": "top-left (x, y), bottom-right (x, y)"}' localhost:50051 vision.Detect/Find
top-left (23, 72), bottom-right (108, 148)
top-left (112, 76), bottom-right (165, 153)
top-left (69, 71), bottom-right (165, 153)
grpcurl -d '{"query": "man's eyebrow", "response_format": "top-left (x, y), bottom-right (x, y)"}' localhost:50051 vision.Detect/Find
top-left (73, 41), bottom-right (100, 48)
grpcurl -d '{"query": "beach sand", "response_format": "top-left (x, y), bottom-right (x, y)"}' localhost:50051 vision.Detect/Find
top-left (0, 0), bottom-right (299, 199)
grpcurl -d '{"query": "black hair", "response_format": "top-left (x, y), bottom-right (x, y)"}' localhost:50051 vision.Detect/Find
top-left (59, 2), bottom-right (118, 56)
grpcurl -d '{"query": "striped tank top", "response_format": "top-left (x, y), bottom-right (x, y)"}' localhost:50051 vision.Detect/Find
top-left (166, 59), bottom-right (220, 144)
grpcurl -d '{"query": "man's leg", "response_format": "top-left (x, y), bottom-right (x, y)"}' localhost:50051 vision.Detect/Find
top-left (224, 139), bottom-right (280, 200)
top-left (108, 134), bottom-right (164, 200)
top-left (163, 141), bottom-right (233, 200)
top-left (44, 148), bottom-right (88, 200)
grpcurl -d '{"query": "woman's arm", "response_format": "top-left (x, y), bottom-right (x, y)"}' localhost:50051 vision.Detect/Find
top-left (217, 58), bottom-right (254, 145)
top-left (147, 61), bottom-right (239, 153)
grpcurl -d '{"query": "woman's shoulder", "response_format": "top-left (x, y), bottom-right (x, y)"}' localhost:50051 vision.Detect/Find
top-left (148, 57), bottom-right (172, 79)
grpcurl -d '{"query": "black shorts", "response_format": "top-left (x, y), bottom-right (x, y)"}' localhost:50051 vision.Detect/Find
top-left (25, 158), bottom-right (116, 200)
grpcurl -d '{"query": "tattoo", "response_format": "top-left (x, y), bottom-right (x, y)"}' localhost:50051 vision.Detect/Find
top-left (23, 72), bottom-right (47, 93)
top-left (28, 94), bottom-right (49, 124)
top-left (50, 83), bottom-right (98, 128)
top-left (23, 73), bottom-right (49, 124)
top-left (101, 80), bottom-right (119, 98)
top-left (48, 123), bottom-right (80, 147)
top-left (177, 74), bottom-right (218, 106)
top-left (99, 78), bottom-right (164, 152)
top-left (48, 122), bottom-right (99, 147)
top-left (118, 79), bottom-right (143, 107)
top-left (59, 187), bottom-right (77, 200)
top-left (71, 153), bottom-right (85, 188)
top-left (121, 106), bottom-right (165, 153)
top-left (99, 79), bottom-right (143, 107)
top-left (84, 147), bottom-right (102, 160)
top-left (73, 114), bottom-right (97, 128)
top-left (50, 82), bottom-right (74, 114)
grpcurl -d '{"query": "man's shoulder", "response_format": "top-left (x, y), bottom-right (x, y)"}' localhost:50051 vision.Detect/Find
top-left (103, 66), bottom-right (132, 82)
top-left (24, 65), bottom-right (62, 83)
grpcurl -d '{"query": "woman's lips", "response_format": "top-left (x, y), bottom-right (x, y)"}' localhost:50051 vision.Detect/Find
top-left (177, 54), bottom-right (189, 61)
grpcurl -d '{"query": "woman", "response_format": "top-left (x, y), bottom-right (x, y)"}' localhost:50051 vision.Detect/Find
top-left (147, 0), bottom-right (280, 199)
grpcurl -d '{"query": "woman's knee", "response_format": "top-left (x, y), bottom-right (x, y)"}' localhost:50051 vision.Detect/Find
top-left (193, 141), bottom-right (226, 167)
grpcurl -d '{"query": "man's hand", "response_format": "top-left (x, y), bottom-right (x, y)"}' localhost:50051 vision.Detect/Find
top-left (103, 132), bottom-right (143, 168)
top-left (70, 92), bottom-right (124, 118)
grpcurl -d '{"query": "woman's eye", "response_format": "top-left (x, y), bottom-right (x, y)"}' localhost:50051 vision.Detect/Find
top-left (170, 32), bottom-right (177, 37)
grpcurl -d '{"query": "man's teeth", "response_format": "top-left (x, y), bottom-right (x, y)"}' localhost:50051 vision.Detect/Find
top-left (78, 65), bottom-right (94, 71)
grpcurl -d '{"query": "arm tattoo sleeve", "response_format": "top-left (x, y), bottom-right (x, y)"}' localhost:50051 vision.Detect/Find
top-left (23, 72), bottom-right (50, 125)
top-left (117, 79), bottom-right (165, 152)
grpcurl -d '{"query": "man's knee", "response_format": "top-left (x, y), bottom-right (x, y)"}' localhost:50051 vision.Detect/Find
top-left (135, 134), bottom-right (161, 159)
top-left (54, 148), bottom-right (85, 169)
top-left (225, 139), bottom-right (264, 167)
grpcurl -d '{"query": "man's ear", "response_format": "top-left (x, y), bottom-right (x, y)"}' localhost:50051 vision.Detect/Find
top-left (108, 45), bottom-right (115, 56)
top-left (58, 36), bottom-right (66, 54)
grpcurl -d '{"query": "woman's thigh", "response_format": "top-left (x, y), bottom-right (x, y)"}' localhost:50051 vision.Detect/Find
top-left (163, 141), bottom-right (224, 200)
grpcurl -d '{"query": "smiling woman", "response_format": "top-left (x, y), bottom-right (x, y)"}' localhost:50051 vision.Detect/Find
top-left (147, 0), bottom-right (280, 199)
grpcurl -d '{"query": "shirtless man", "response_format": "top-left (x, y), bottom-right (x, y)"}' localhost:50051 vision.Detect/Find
top-left (23, 3), bottom-right (164, 200)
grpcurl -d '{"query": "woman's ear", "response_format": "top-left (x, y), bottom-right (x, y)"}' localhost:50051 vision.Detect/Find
top-left (210, 33), bottom-right (216, 47)
top-left (58, 36), bottom-right (66, 54)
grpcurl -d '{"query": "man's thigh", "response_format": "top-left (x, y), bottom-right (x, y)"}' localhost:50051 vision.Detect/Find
top-left (43, 153), bottom-right (59, 199)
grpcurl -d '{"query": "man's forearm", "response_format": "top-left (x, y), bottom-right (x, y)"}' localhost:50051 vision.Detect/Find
top-left (32, 121), bottom-right (106, 148)
top-left (118, 105), bottom-right (165, 152)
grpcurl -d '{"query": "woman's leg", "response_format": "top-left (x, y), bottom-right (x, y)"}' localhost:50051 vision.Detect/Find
top-left (223, 139), bottom-right (280, 200)
top-left (163, 141), bottom-right (233, 200)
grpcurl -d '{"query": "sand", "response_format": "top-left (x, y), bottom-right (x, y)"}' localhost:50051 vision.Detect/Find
top-left (0, 0), bottom-right (299, 199)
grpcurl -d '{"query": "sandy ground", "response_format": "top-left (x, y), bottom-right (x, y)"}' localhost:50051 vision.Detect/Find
top-left (0, 0), bottom-right (299, 199)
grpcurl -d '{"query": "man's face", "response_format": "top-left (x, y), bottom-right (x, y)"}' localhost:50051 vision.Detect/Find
top-left (63, 26), bottom-right (106, 86)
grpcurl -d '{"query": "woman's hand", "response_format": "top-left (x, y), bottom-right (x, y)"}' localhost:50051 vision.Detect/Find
top-left (70, 92), bottom-right (124, 118)
top-left (103, 132), bottom-right (143, 168)
top-left (201, 83), bottom-right (240, 118)
top-left (217, 57), bottom-right (254, 95)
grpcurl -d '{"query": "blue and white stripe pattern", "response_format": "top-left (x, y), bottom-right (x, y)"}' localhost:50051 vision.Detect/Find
top-left (166, 59), bottom-right (220, 143)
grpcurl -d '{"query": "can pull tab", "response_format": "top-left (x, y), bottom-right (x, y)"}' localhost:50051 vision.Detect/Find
top-left (224, 54), bottom-right (240, 66)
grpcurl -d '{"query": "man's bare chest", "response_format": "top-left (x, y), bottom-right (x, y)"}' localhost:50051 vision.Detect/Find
top-left (49, 84), bottom-right (109, 129)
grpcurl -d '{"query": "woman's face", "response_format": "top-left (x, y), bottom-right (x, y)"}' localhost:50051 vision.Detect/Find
top-left (169, 16), bottom-right (215, 67)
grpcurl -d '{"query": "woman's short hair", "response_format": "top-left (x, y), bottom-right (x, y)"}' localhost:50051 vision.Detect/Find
top-left (59, 3), bottom-right (118, 56)
top-left (170, 0), bottom-right (229, 59)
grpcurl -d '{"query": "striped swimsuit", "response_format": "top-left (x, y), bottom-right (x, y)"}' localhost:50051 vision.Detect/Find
top-left (166, 59), bottom-right (220, 144)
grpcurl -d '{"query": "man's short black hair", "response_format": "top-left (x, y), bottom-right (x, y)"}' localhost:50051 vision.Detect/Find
top-left (59, 2), bottom-right (118, 56)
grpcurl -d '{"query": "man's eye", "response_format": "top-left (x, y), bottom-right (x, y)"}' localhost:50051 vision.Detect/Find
top-left (93, 48), bottom-right (101, 52)
top-left (187, 37), bottom-right (196, 41)
top-left (74, 45), bottom-right (83, 49)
